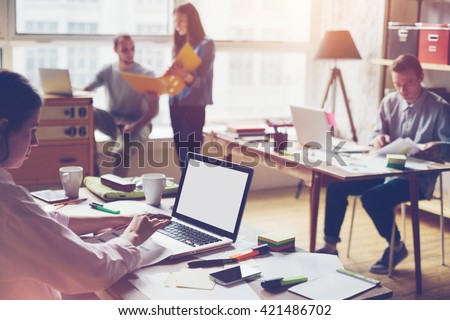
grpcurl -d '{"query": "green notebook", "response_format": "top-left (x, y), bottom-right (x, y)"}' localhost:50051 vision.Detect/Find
top-left (84, 176), bottom-right (178, 202)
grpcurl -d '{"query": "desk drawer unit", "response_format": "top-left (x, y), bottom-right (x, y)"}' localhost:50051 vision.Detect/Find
top-left (11, 95), bottom-right (94, 186)
top-left (40, 105), bottom-right (90, 121)
top-left (37, 125), bottom-right (91, 141)
top-left (10, 144), bottom-right (90, 185)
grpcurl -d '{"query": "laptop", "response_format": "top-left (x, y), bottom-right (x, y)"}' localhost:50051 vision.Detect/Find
top-left (290, 105), bottom-right (371, 153)
top-left (151, 152), bottom-right (254, 259)
top-left (39, 68), bottom-right (89, 97)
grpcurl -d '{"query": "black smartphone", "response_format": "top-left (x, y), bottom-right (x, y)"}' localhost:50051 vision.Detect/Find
top-left (31, 190), bottom-right (69, 204)
top-left (209, 265), bottom-right (261, 286)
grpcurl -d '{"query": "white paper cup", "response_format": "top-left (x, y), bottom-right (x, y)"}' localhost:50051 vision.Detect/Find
top-left (141, 173), bottom-right (175, 206)
top-left (59, 166), bottom-right (83, 198)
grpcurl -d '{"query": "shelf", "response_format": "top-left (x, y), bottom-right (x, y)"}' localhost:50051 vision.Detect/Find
top-left (371, 58), bottom-right (450, 72)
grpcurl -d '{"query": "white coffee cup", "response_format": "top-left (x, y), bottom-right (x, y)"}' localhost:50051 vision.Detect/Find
top-left (59, 166), bottom-right (83, 198)
top-left (142, 173), bottom-right (175, 206)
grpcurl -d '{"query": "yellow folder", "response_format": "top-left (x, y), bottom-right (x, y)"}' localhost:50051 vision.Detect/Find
top-left (121, 43), bottom-right (202, 96)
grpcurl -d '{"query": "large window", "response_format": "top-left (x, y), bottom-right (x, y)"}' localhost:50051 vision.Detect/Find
top-left (8, 0), bottom-right (312, 126)
top-left (16, 0), bottom-right (172, 35)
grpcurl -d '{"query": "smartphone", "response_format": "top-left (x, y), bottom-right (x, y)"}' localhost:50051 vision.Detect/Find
top-left (31, 189), bottom-right (69, 204)
top-left (209, 265), bottom-right (261, 286)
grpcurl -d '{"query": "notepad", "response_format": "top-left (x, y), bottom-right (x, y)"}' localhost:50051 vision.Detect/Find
top-left (288, 270), bottom-right (377, 300)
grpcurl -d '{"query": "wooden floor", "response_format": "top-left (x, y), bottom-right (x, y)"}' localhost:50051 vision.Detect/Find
top-left (242, 186), bottom-right (450, 300)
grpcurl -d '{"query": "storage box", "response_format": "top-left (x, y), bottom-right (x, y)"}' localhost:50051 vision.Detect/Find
top-left (418, 23), bottom-right (450, 64)
top-left (387, 22), bottom-right (419, 59)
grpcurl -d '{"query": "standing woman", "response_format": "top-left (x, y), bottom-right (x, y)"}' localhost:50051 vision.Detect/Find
top-left (0, 69), bottom-right (170, 299)
top-left (167, 2), bottom-right (215, 169)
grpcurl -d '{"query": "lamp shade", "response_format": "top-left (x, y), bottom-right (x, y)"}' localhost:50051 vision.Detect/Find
top-left (315, 30), bottom-right (361, 60)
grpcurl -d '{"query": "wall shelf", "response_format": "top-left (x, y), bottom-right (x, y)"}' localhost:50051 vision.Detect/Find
top-left (371, 58), bottom-right (450, 72)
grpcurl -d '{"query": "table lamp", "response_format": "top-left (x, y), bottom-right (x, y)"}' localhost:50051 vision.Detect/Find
top-left (316, 30), bottom-right (361, 142)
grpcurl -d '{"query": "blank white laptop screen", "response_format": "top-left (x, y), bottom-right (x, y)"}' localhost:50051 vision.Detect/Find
top-left (175, 157), bottom-right (250, 234)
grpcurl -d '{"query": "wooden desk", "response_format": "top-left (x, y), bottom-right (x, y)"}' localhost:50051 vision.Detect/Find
top-left (205, 132), bottom-right (450, 294)
top-left (99, 255), bottom-right (392, 300)
top-left (98, 223), bottom-right (392, 300)
top-left (52, 189), bottom-right (391, 300)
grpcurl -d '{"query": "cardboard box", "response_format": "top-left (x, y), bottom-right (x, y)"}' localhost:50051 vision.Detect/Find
top-left (418, 23), bottom-right (450, 64)
top-left (387, 22), bottom-right (419, 59)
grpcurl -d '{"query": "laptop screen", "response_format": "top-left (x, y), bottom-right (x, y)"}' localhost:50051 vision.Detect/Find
top-left (172, 153), bottom-right (253, 241)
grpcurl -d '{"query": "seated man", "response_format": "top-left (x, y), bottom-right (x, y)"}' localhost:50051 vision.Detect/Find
top-left (84, 34), bottom-right (158, 177)
top-left (316, 54), bottom-right (450, 275)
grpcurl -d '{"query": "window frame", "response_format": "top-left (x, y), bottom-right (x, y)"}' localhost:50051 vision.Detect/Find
top-left (4, 0), bottom-right (318, 123)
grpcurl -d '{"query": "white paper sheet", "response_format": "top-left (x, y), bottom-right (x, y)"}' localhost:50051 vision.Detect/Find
top-left (86, 227), bottom-right (173, 267)
top-left (375, 137), bottom-right (421, 156)
top-left (256, 252), bottom-right (343, 281)
top-left (173, 268), bottom-right (216, 290)
top-left (129, 272), bottom-right (261, 300)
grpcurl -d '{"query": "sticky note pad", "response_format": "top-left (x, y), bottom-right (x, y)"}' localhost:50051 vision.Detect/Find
top-left (258, 232), bottom-right (295, 252)
top-left (386, 154), bottom-right (407, 169)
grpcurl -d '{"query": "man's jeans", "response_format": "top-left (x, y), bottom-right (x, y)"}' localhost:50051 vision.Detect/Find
top-left (324, 178), bottom-right (425, 245)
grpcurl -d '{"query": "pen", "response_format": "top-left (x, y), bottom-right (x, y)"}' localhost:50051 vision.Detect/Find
top-left (261, 276), bottom-right (308, 290)
top-left (188, 258), bottom-right (238, 268)
top-left (336, 268), bottom-right (380, 286)
top-left (229, 244), bottom-right (270, 261)
top-left (89, 202), bottom-right (121, 215)
top-left (54, 198), bottom-right (87, 206)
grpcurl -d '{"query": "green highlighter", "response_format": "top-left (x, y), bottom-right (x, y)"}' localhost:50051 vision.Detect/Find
top-left (261, 276), bottom-right (308, 290)
top-left (89, 202), bottom-right (121, 215)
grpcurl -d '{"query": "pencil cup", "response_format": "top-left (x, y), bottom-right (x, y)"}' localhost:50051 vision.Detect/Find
top-left (142, 173), bottom-right (175, 206)
top-left (273, 132), bottom-right (288, 152)
top-left (59, 166), bottom-right (83, 198)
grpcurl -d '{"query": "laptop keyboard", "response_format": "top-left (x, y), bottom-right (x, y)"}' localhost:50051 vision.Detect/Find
top-left (158, 220), bottom-right (221, 247)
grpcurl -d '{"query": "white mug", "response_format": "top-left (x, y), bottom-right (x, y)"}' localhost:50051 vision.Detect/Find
top-left (141, 173), bottom-right (175, 206)
top-left (59, 166), bottom-right (83, 198)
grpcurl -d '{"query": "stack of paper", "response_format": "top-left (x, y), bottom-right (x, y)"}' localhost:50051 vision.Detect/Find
top-left (375, 137), bottom-right (422, 156)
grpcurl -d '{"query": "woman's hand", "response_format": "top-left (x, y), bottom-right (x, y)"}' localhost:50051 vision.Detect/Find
top-left (165, 60), bottom-right (188, 78)
top-left (121, 213), bottom-right (171, 246)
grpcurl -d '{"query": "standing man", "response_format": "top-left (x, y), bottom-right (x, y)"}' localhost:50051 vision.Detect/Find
top-left (85, 34), bottom-right (159, 177)
top-left (316, 54), bottom-right (450, 275)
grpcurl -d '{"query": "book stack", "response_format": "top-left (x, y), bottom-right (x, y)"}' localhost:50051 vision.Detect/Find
top-left (223, 123), bottom-right (267, 139)
top-left (257, 232), bottom-right (295, 252)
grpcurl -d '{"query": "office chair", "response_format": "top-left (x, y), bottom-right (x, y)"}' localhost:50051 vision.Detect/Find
top-left (346, 173), bottom-right (445, 275)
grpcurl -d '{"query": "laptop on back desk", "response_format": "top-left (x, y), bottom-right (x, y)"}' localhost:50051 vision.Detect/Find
top-left (151, 152), bottom-right (254, 259)
top-left (39, 68), bottom-right (89, 97)
top-left (290, 105), bottom-right (371, 153)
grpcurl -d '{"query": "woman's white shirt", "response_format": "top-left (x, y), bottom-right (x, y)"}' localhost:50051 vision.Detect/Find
top-left (0, 168), bottom-right (141, 299)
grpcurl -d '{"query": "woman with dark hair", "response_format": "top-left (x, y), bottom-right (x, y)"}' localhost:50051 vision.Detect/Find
top-left (166, 2), bottom-right (215, 169)
top-left (0, 69), bottom-right (170, 299)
